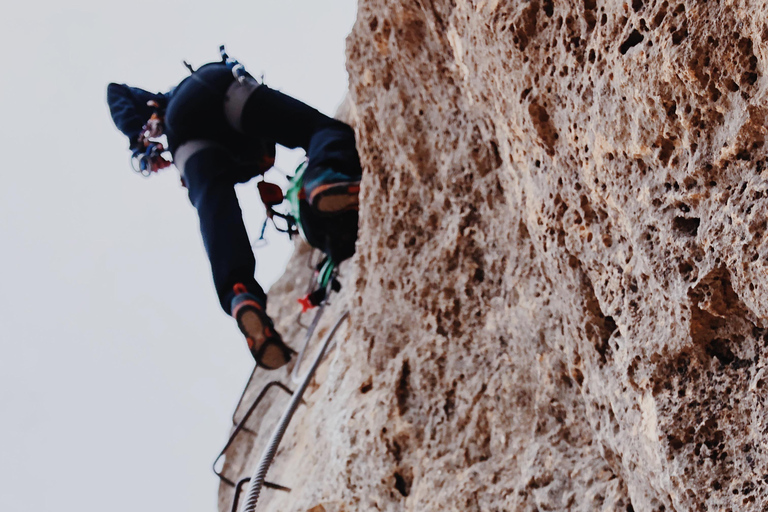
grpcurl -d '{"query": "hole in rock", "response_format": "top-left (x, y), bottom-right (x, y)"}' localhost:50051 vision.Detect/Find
top-left (394, 471), bottom-right (410, 497)
top-left (673, 216), bottom-right (700, 236)
top-left (620, 30), bottom-right (644, 54)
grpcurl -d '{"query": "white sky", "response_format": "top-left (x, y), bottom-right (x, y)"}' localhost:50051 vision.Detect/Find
top-left (0, 2), bottom-right (357, 510)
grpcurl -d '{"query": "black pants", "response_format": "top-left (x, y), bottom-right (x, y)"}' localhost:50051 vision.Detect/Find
top-left (173, 67), bottom-right (361, 314)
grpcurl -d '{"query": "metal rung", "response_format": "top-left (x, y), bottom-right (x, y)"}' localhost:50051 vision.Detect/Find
top-left (231, 366), bottom-right (258, 426)
top-left (230, 478), bottom-right (291, 512)
top-left (213, 380), bottom-right (293, 487)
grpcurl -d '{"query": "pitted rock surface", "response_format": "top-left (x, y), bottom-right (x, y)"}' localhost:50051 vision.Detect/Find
top-left (219, 1), bottom-right (768, 510)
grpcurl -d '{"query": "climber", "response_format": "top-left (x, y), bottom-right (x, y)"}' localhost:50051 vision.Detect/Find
top-left (106, 50), bottom-right (362, 370)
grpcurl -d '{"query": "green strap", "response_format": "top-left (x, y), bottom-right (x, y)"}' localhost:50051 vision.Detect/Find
top-left (318, 258), bottom-right (336, 289)
top-left (287, 161), bottom-right (337, 286)
top-left (285, 161), bottom-right (308, 241)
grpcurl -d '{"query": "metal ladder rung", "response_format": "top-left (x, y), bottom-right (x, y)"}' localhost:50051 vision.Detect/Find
top-left (213, 381), bottom-right (293, 488)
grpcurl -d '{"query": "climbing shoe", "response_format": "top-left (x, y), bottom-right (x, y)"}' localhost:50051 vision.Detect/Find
top-left (307, 180), bottom-right (360, 213)
top-left (231, 289), bottom-right (293, 370)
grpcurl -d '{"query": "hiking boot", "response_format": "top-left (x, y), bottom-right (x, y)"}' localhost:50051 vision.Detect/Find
top-left (231, 290), bottom-right (293, 370)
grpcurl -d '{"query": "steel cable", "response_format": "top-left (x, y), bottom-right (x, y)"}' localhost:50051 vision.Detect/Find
top-left (239, 310), bottom-right (350, 512)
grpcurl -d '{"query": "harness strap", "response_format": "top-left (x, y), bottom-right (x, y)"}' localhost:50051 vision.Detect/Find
top-left (285, 161), bottom-right (309, 241)
top-left (224, 78), bottom-right (262, 133)
top-left (173, 140), bottom-right (223, 177)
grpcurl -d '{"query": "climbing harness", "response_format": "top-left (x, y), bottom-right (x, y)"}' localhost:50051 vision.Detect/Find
top-left (220, 45), bottom-right (249, 85)
top-left (183, 45), bottom-right (256, 94)
top-left (130, 44), bottom-right (260, 177)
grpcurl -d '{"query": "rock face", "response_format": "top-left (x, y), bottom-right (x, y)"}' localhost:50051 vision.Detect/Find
top-left (218, 1), bottom-right (768, 510)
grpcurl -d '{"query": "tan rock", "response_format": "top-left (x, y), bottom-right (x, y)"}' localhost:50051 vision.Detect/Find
top-left (219, 1), bottom-right (768, 510)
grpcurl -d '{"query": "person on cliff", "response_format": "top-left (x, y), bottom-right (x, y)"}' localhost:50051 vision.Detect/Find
top-left (106, 51), bottom-right (362, 370)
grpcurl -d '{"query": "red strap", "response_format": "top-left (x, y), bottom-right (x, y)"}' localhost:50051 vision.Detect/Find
top-left (298, 294), bottom-right (315, 313)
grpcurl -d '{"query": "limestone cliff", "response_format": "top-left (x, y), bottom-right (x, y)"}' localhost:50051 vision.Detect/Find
top-left (218, 1), bottom-right (768, 510)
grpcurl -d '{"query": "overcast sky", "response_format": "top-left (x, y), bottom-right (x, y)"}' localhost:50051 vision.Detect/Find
top-left (0, 2), bottom-right (357, 510)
